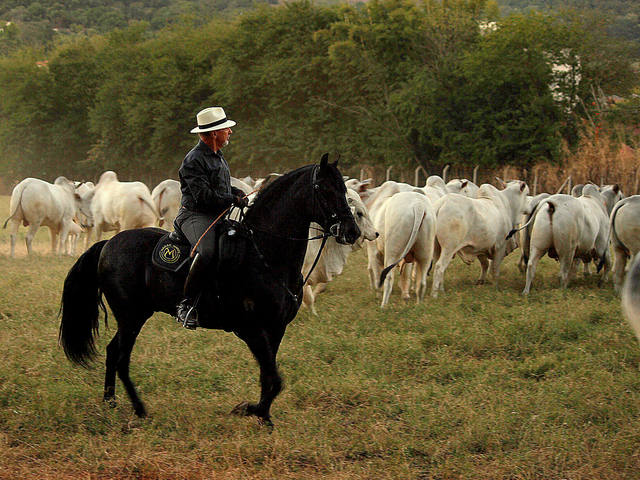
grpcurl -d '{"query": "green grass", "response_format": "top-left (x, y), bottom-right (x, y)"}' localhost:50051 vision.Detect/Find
top-left (1, 194), bottom-right (640, 479)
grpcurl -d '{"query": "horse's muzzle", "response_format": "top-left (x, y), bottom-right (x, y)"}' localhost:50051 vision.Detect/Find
top-left (334, 221), bottom-right (361, 245)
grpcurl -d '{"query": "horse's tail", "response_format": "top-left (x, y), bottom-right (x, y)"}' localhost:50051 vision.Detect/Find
top-left (59, 240), bottom-right (109, 367)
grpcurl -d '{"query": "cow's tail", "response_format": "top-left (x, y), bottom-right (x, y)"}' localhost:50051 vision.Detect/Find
top-left (155, 187), bottom-right (170, 216)
top-left (379, 206), bottom-right (425, 288)
top-left (2, 182), bottom-right (27, 229)
top-left (139, 195), bottom-right (164, 223)
top-left (506, 200), bottom-right (545, 241)
top-left (59, 240), bottom-right (108, 367)
top-left (609, 199), bottom-right (630, 258)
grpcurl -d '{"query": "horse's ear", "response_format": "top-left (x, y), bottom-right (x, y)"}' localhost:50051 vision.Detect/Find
top-left (332, 153), bottom-right (341, 167)
top-left (320, 153), bottom-right (329, 169)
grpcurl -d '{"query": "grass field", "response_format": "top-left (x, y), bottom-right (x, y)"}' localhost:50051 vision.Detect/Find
top-left (1, 194), bottom-right (640, 479)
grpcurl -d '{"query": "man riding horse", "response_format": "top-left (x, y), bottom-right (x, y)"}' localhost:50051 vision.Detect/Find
top-left (174, 107), bottom-right (248, 329)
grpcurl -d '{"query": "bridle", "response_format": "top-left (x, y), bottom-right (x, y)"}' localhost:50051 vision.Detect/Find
top-left (246, 164), bottom-right (355, 301)
top-left (310, 164), bottom-right (354, 244)
top-left (191, 164), bottom-right (355, 308)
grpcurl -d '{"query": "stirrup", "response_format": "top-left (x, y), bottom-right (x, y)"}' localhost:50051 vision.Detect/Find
top-left (181, 306), bottom-right (199, 330)
top-left (176, 302), bottom-right (199, 330)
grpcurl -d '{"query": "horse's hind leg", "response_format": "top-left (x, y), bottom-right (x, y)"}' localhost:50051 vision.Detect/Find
top-left (107, 315), bottom-right (148, 417)
top-left (232, 326), bottom-right (285, 426)
top-left (103, 331), bottom-right (120, 406)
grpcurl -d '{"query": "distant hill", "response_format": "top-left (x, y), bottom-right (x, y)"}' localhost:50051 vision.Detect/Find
top-left (0, 0), bottom-right (277, 53)
top-left (498, 0), bottom-right (640, 42)
top-left (0, 0), bottom-right (638, 54)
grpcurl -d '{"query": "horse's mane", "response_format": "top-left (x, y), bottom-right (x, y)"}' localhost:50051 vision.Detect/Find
top-left (249, 164), bottom-right (314, 211)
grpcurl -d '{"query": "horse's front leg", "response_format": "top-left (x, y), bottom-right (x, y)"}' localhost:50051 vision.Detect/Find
top-left (232, 326), bottom-right (285, 426)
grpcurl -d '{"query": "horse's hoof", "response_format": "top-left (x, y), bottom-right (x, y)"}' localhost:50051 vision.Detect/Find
top-left (103, 396), bottom-right (117, 408)
top-left (133, 404), bottom-right (147, 418)
top-left (257, 416), bottom-right (274, 429)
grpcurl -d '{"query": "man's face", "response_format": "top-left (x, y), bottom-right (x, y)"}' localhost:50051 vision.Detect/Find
top-left (214, 127), bottom-right (232, 147)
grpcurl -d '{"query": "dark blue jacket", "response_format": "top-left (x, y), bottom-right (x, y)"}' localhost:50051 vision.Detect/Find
top-left (178, 140), bottom-right (243, 217)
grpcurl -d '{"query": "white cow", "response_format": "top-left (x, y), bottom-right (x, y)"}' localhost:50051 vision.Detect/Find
top-left (3, 176), bottom-right (93, 257)
top-left (517, 193), bottom-right (551, 272)
top-left (367, 191), bottom-right (436, 307)
top-left (600, 184), bottom-right (624, 215)
top-left (66, 219), bottom-right (84, 255)
top-left (151, 179), bottom-right (181, 230)
top-left (622, 253), bottom-right (640, 342)
top-left (231, 177), bottom-right (254, 196)
top-left (363, 180), bottom-right (419, 216)
top-left (446, 178), bottom-right (479, 197)
top-left (72, 181), bottom-right (96, 250)
top-left (521, 184), bottom-right (611, 294)
top-left (431, 181), bottom-right (529, 297)
top-left (87, 171), bottom-right (161, 244)
top-left (302, 189), bottom-right (378, 314)
top-left (610, 195), bottom-right (640, 292)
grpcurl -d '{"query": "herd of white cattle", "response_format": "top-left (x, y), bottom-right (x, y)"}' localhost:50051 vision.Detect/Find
top-left (4, 169), bottom-right (640, 316)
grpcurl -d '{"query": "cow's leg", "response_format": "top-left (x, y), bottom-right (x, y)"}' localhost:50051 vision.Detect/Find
top-left (313, 282), bottom-right (327, 296)
top-left (49, 226), bottom-right (60, 254)
top-left (613, 248), bottom-right (628, 293)
top-left (490, 249), bottom-right (507, 287)
top-left (431, 250), bottom-right (454, 297)
top-left (476, 255), bottom-right (489, 284)
top-left (232, 326), bottom-right (285, 426)
top-left (381, 267), bottom-right (395, 307)
top-left (302, 284), bottom-right (317, 316)
top-left (414, 261), bottom-right (428, 303)
top-left (558, 250), bottom-right (576, 289)
top-left (84, 226), bottom-right (93, 251)
top-left (8, 219), bottom-right (19, 258)
top-left (582, 259), bottom-right (590, 277)
top-left (367, 243), bottom-right (383, 293)
top-left (25, 221), bottom-right (42, 255)
top-left (598, 247), bottom-right (612, 287)
top-left (399, 264), bottom-right (412, 301)
top-left (59, 223), bottom-right (71, 255)
top-left (523, 247), bottom-right (545, 295)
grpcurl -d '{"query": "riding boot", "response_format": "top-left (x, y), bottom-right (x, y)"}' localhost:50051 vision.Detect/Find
top-left (176, 253), bottom-right (207, 329)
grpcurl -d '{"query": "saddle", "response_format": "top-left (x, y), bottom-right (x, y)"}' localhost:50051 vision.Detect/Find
top-left (151, 220), bottom-right (251, 274)
top-left (152, 230), bottom-right (192, 273)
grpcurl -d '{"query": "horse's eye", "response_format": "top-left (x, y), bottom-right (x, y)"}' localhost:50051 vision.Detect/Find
top-left (357, 212), bottom-right (363, 217)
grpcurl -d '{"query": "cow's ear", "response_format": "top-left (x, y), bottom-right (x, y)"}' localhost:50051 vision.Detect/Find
top-left (613, 184), bottom-right (620, 194)
top-left (520, 181), bottom-right (526, 192)
top-left (359, 179), bottom-right (372, 192)
top-left (461, 180), bottom-right (468, 189)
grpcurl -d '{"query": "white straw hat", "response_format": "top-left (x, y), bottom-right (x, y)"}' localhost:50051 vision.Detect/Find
top-left (190, 107), bottom-right (236, 133)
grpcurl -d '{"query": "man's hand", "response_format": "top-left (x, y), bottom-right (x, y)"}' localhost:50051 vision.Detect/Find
top-left (233, 194), bottom-right (249, 209)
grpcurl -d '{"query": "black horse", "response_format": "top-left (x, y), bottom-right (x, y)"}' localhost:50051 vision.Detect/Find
top-left (59, 154), bottom-right (360, 425)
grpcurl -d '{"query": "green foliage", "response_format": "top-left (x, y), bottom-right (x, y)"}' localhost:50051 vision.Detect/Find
top-left (0, 1), bottom-right (637, 183)
top-left (498, 0), bottom-right (640, 45)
